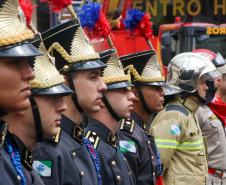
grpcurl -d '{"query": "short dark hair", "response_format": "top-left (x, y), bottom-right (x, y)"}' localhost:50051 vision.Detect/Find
top-left (223, 74), bottom-right (226, 81)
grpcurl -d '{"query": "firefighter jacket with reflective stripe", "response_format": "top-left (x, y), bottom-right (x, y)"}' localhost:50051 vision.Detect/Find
top-left (149, 94), bottom-right (208, 185)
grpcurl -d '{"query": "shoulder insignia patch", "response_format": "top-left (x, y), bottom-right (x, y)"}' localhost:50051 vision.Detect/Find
top-left (85, 131), bottom-right (100, 149)
top-left (0, 121), bottom-right (8, 148)
top-left (33, 160), bottom-right (52, 177)
top-left (170, 124), bottom-right (182, 136)
top-left (120, 118), bottom-right (134, 133)
top-left (107, 131), bottom-right (117, 148)
top-left (73, 125), bottom-right (84, 143)
top-left (209, 115), bottom-right (218, 121)
top-left (119, 140), bottom-right (136, 153)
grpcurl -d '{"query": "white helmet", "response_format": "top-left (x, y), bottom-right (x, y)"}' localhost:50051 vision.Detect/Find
top-left (164, 52), bottom-right (221, 95)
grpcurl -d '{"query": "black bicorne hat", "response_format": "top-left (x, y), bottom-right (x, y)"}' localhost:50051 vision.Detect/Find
top-left (119, 50), bottom-right (166, 86)
top-left (41, 18), bottom-right (107, 75)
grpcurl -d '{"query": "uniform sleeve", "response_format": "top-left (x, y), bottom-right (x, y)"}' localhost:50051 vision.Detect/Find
top-left (149, 112), bottom-right (187, 174)
top-left (117, 128), bottom-right (145, 183)
top-left (33, 142), bottom-right (64, 185)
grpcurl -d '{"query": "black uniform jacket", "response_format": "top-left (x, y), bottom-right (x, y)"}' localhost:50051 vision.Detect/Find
top-left (117, 111), bottom-right (159, 185)
top-left (33, 115), bottom-right (99, 185)
top-left (85, 117), bottom-right (135, 185)
top-left (0, 120), bottom-right (44, 185)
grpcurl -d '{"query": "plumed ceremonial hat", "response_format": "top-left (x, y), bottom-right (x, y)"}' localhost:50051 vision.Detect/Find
top-left (41, 18), bottom-right (107, 75)
top-left (120, 50), bottom-right (166, 87)
top-left (0, 0), bottom-right (43, 57)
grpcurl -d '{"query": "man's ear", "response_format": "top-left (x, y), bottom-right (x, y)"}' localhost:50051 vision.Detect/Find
top-left (131, 88), bottom-right (140, 101)
top-left (215, 77), bottom-right (223, 88)
top-left (63, 75), bottom-right (70, 88)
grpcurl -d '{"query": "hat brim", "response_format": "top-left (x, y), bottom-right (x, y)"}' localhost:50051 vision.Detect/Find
top-left (135, 81), bottom-right (167, 87)
top-left (31, 84), bottom-right (74, 96)
top-left (60, 59), bottom-right (107, 74)
top-left (107, 81), bottom-right (134, 90)
top-left (0, 41), bottom-right (43, 57)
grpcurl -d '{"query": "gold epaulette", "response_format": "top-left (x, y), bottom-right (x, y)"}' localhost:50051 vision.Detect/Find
top-left (120, 118), bottom-right (134, 133)
top-left (0, 122), bottom-right (8, 148)
top-left (85, 131), bottom-right (100, 149)
top-left (209, 115), bottom-right (218, 121)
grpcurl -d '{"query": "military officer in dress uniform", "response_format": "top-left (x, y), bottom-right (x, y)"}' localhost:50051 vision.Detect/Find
top-left (33, 18), bottom-right (108, 185)
top-left (4, 33), bottom-right (73, 185)
top-left (195, 50), bottom-right (226, 185)
top-left (149, 52), bottom-right (221, 185)
top-left (0, 0), bottom-right (44, 184)
top-left (85, 48), bottom-right (135, 185)
top-left (117, 50), bottom-right (166, 185)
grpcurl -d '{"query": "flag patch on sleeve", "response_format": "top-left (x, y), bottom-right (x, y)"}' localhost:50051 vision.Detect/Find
top-left (33, 160), bottom-right (52, 177)
top-left (170, 125), bottom-right (182, 136)
top-left (119, 140), bottom-right (136, 153)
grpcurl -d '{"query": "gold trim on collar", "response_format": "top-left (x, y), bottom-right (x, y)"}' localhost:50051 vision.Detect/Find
top-left (54, 127), bottom-right (61, 143)
top-left (24, 149), bottom-right (33, 170)
top-left (107, 131), bottom-right (117, 148)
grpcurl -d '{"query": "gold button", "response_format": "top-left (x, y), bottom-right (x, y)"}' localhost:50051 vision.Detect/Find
top-left (153, 172), bottom-right (155, 177)
top-left (112, 161), bottom-right (116, 167)
top-left (63, 65), bottom-right (69, 71)
top-left (128, 172), bottom-right (131, 176)
top-left (18, 175), bottom-right (21, 181)
top-left (117, 175), bottom-right (121, 181)
top-left (81, 171), bottom-right (84, 178)
top-left (72, 152), bottom-right (76, 158)
top-left (148, 141), bottom-right (151, 145)
top-left (152, 156), bottom-right (154, 160)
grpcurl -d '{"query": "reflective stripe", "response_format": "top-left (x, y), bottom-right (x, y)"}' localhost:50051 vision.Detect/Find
top-left (155, 139), bottom-right (178, 149)
top-left (178, 140), bottom-right (204, 150)
top-left (155, 139), bottom-right (204, 150)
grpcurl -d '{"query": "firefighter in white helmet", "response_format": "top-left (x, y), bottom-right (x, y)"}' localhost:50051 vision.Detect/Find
top-left (149, 52), bottom-right (221, 185)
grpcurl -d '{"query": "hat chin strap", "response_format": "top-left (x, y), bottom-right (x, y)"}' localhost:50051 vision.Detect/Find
top-left (101, 95), bottom-right (121, 121)
top-left (181, 91), bottom-right (207, 104)
top-left (29, 96), bottom-right (44, 142)
top-left (136, 85), bottom-right (153, 115)
top-left (67, 74), bottom-right (84, 113)
top-left (0, 107), bottom-right (7, 117)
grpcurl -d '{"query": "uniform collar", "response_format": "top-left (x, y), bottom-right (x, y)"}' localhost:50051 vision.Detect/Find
top-left (174, 94), bottom-right (199, 114)
top-left (131, 111), bottom-right (147, 131)
top-left (12, 134), bottom-right (33, 171)
top-left (0, 119), bottom-right (8, 148)
top-left (60, 114), bottom-right (84, 143)
top-left (86, 117), bottom-right (117, 148)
